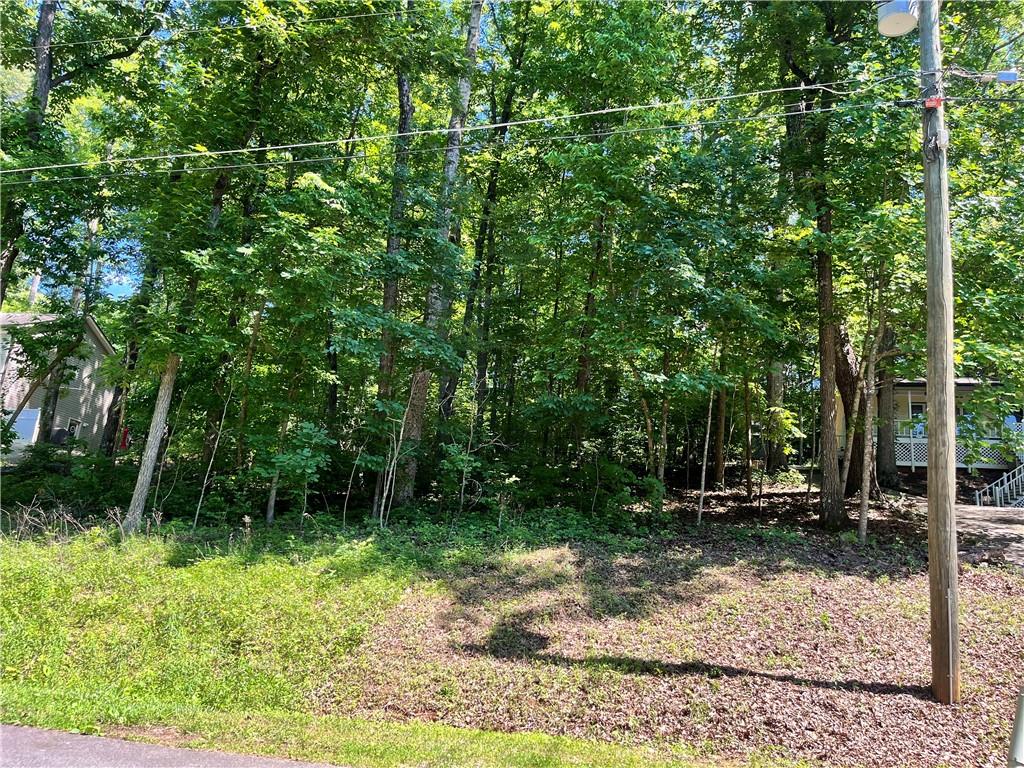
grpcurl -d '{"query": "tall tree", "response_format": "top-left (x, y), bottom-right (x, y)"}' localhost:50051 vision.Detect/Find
top-left (394, 0), bottom-right (484, 504)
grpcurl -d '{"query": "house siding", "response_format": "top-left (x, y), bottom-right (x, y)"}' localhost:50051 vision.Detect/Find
top-left (1, 317), bottom-right (115, 457)
top-left (48, 330), bottom-right (114, 451)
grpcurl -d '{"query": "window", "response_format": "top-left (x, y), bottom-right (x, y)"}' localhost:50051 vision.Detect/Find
top-left (67, 419), bottom-right (82, 439)
top-left (13, 409), bottom-right (39, 441)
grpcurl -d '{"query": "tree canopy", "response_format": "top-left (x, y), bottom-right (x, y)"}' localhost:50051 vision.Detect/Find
top-left (2, 0), bottom-right (1022, 530)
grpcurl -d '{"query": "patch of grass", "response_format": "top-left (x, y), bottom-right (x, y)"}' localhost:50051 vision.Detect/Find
top-left (1, 514), bottom-right (941, 767)
top-left (968, 593), bottom-right (1024, 635)
top-left (0, 683), bottom-right (777, 768)
top-left (0, 530), bottom-right (416, 712)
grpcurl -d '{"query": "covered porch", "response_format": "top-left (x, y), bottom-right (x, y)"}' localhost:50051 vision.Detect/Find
top-left (836, 379), bottom-right (1022, 471)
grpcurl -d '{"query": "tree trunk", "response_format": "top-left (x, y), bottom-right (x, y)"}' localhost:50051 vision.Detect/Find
top-left (714, 384), bottom-right (727, 489)
top-left (575, 209), bottom-right (607, 402)
top-left (101, 250), bottom-right (159, 455)
top-left (744, 376), bottom-right (753, 500)
top-left (375, 3), bottom-right (416, 515)
top-left (36, 365), bottom-right (64, 444)
top-left (773, 12), bottom-right (854, 528)
top-left (232, 304), bottom-right (264, 467)
top-left (124, 353), bottom-right (180, 535)
top-left (474, 218), bottom-right (497, 433)
top-left (125, 158), bottom-right (234, 524)
top-left (658, 395), bottom-right (669, 484)
top-left (816, 209), bottom-right (845, 528)
top-left (201, 308), bottom-right (238, 468)
top-left (765, 362), bottom-right (787, 472)
top-left (859, 341), bottom-right (880, 543)
top-left (28, 0), bottom-right (56, 135)
top-left (326, 330), bottom-right (338, 425)
top-left (100, 353), bottom-right (133, 456)
top-left (657, 348), bottom-right (669, 484)
top-left (0, 1), bottom-right (55, 306)
top-left (394, 0), bottom-right (483, 504)
top-left (264, 415), bottom-right (291, 526)
top-left (836, 326), bottom-right (866, 496)
top-left (27, 273), bottom-right (41, 305)
top-left (838, 360), bottom-right (865, 495)
top-left (876, 332), bottom-right (900, 489)
top-left (265, 468), bottom-right (281, 526)
top-left (377, 9), bottom-right (415, 404)
top-left (697, 382), bottom-right (715, 525)
top-left (438, 26), bottom-right (529, 421)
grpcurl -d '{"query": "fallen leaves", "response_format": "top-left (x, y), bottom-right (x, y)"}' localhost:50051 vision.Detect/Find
top-left (322, 494), bottom-right (1023, 767)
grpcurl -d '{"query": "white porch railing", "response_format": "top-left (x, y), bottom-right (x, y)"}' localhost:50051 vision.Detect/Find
top-left (890, 419), bottom-right (1022, 471)
top-left (975, 462), bottom-right (1024, 508)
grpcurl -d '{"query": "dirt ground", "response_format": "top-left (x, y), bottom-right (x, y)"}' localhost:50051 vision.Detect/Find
top-left (321, 491), bottom-right (1024, 768)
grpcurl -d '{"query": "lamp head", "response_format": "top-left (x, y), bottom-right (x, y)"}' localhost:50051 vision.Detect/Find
top-left (877, 0), bottom-right (919, 37)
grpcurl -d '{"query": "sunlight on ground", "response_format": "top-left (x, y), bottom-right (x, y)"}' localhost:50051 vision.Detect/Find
top-left (1, 516), bottom-right (1021, 768)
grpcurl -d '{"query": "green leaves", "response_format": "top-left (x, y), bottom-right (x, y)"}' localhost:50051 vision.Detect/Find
top-left (9, 0), bottom-right (1021, 519)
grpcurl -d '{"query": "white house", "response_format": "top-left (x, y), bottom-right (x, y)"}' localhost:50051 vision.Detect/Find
top-left (1, 312), bottom-right (116, 457)
top-left (837, 378), bottom-right (1023, 471)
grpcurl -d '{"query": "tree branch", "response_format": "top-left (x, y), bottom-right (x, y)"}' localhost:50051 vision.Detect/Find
top-left (51, 1), bottom-right (169, 89)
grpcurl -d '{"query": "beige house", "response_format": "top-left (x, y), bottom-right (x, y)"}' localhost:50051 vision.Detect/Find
top-left (1, 312), bottom-right (116, 457)
top-left (837, 378), bottom-right (1023, 471)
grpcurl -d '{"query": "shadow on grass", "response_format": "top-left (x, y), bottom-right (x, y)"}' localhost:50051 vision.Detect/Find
top-left (159, 491), bottom-right (929, 634)
top-left (441, 504), bottom-right (928, 625)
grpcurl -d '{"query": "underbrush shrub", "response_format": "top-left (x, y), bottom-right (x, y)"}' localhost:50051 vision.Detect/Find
top-left (772, 468), bottom-right (806, 488)
top-left (0, 445), bottom-right (137, 519)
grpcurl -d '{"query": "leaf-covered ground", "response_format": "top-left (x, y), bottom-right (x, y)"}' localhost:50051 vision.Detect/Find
top-left (2, 493), bottom-right (1020, 767)
top-left (324, 493), bottom-right (1024, 768)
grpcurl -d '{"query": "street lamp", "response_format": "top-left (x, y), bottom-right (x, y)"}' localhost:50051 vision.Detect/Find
top-left (877, 0), bottom-right (919, 37)
top-left (877, 0), bottom-right (960, 705)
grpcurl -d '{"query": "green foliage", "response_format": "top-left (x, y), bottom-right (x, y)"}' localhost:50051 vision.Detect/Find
top-left (1, 0), bottom-right (1021, 526)
top-left (0, 446), bottom-right (136, 515)
top-left (255, 422), bottom-right (334, 497)
top-left (771, 468), bottom-right (806, 488)
top-left (763, 407), bottom-right (804, 458)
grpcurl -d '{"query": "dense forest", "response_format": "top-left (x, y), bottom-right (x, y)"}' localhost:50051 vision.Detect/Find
top-left (2, 0), bottom-right (1022, 534)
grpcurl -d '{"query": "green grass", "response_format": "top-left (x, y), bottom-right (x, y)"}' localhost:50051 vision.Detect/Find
top-left (1, 683), bottom-right (739, 768)
top-left (0, 527), bottom-right (416, 711)
top-left (0, 523), bottom-right (811, 767)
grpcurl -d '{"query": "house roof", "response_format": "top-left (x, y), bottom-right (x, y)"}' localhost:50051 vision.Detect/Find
top-left (1, 312), bottom-right (59, 326)
top-left (0, 312), bottom-right (115, 356)
top-left (84, 317), bottom-right (116, 356)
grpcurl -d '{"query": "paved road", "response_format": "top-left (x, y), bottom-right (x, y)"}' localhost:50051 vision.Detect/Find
top-left (0, 726), bottom-right (341, 768)
top-left (953, 503), bottom-right (1024, 567)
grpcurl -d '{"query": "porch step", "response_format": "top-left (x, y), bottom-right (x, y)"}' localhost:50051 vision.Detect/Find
top-left (975, 463), bottom-right (1024, 508)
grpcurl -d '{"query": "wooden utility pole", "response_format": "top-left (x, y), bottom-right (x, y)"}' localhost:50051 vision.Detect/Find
top-left (919, 0), bottom-right (960, 705)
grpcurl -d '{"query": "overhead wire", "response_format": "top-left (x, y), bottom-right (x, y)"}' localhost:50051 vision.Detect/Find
top-left (0, 98), bottom-right (913, 187)
top-left (945, 96), bottom-right (1024, 103)
top-left (0, 73), bottom-right (916, 178)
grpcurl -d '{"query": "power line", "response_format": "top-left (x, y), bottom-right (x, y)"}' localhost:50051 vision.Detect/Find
top-left (945, 96), bottom-right (1024, 103)
top-left (0, 99), bottom-right (910, 187)
top-left (0, 74), bottom-right (915, 178)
